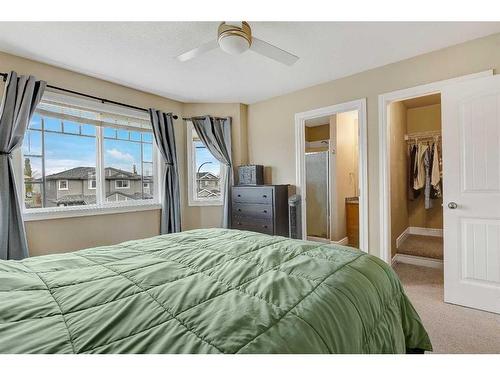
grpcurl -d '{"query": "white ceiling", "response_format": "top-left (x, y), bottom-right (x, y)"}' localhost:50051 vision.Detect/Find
top-left (0, 22), bottom-right (499, 104)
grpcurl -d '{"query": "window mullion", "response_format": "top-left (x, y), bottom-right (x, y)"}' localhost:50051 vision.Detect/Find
top-left (96, 126), bottom-right (106, 206)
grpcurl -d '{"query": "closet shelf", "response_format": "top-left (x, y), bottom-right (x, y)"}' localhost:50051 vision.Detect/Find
top-left (404, 130), bottom-right (441, 142)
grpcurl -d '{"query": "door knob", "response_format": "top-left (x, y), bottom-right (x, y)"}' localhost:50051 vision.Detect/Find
top-left (448, 202), bottom-right (458, 209)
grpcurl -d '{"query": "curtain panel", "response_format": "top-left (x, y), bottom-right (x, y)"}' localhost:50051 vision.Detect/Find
top-left (190, 116), bottom-right (233, 228)
top-left (0, 71), bottom-right (46, 260)
top-left (148, 109), bottom-right (181, 234)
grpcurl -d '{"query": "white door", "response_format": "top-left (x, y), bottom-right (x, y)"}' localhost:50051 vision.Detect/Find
top-left (442, 75), bottom-right (500, 314)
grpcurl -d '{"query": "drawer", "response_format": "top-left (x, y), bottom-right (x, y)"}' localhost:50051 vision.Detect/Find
top-left (232, 217), bottom-right (274, 235)
top-left (232, 187), bottom-right (273, 204)
top-left (232, 203), bottom-right (273, 219)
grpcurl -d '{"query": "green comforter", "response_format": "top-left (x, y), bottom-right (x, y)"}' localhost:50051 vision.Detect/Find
top-left (0, 228), bottom-right (431, 354)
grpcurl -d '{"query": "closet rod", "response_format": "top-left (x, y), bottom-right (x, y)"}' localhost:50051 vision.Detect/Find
top-left (0, 72), bottom-right (179, 120)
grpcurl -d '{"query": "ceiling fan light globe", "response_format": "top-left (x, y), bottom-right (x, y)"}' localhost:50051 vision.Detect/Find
top-left (218, 35), bottom-right (250, 55)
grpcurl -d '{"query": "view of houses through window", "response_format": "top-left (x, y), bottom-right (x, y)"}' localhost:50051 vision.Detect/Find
top-left (190, 126), bottom-right (222, 203)
top-left (23, 113), bottom-right (155, 209)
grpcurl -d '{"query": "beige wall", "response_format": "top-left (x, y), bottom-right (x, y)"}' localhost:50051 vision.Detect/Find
top-left (248, 32), bottom-right (500, 258)
top-left (407, 104), bottom-right (443, 230)
top-left (25, 210), bottom-right (161, 256)
top-left (332, 111), bottom-right (359, 242)
top-left (0, 51), bottom-right (245, 255)
top-left (389, 102), bottom-right (409, 257)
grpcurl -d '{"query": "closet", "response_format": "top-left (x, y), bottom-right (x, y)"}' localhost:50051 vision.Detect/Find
top-left (389, 94), bottom-right (443, 263)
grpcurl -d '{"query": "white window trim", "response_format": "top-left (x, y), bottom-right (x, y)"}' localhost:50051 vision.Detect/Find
top-left (186, 121), bottom-right (224, 207)
top-left (115, 180), bottom-right (130, 189)
top-left (15, 91), bottom-right (162, 221)
top-left (58, 180), bottom-right (69, 190)
top-left (22, 201), bottom-right (162, 221)
top-left (88, 179), bottom-right (96, 190)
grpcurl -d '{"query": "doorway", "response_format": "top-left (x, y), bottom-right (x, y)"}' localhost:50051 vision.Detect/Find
top-left (295, 99), bottom-right (368, 251)
top-left (379, 70), bottom-right (500, 317)
top-left (388, 93), bottom-right (443, 268)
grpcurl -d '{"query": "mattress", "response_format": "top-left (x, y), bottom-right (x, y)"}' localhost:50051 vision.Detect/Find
top-left (0, 228), bottom-right (431, 353)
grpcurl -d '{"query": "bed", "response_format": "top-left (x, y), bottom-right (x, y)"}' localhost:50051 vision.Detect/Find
top-left (0, 228), bottom-right (431, 354)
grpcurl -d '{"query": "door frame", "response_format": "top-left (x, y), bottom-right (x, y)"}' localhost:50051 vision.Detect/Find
top-left (377, 70), bottom-right (493, 264)
top-left (295, 99), bottom-right (368, 252)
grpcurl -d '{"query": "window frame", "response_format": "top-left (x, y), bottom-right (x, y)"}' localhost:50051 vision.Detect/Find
top-left (58, 180), bottom-right (69, 191)
top-left (88, 179), bottom-right (97, 190)
top-left (186, 121), bottom-right (224, 207)
top-left (115, 180), bottom-right (130, 189)
top-left (15, 91), bottom-right (163, 221)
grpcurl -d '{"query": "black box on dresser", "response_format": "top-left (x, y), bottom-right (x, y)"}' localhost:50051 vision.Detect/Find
top-left (237, 165), bottom-right (264, 185)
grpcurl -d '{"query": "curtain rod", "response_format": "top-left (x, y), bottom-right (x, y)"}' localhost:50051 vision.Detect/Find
top-left (0, 72), bottom-right (178, 120)
top-left (182, 116), bottom-right (229, 121)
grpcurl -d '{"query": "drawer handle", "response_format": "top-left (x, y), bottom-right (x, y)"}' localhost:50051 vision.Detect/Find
top-left (263, 210), bottom-right (267, 213)
top-left (238, 208), bottom-right (241, 212)
top-left (262, 194), bottom-right (267, 198)
top-left (237, 194), bottom-right (241, 197)
top-left (263, 225), bottom-right (268, 228)
top-left (237, 222), bottom-right (242, 225)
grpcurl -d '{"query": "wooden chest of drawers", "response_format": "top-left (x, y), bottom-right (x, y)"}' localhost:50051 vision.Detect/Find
top-left (231, 185), bottom-right (289, 236)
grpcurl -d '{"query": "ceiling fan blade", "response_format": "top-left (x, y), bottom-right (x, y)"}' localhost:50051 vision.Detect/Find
top-left (250, 37), bottom-right (299, 66)
top-left (176, 40), bottom-right (219, 62)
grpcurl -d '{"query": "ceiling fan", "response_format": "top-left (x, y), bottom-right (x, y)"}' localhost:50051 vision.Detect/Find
top-left (176, 22), bottom-right (299, 66)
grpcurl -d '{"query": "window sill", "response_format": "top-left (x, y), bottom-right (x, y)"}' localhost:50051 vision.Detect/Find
top-left (23, 202), bottom-right (162, 222)
top-left (188, 200), bottom-right (223, 207)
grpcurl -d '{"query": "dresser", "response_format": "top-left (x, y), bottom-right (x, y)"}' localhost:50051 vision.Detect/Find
top-left (231, 185), bottom-right (289, 236)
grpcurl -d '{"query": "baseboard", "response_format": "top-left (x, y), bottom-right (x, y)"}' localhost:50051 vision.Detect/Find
top-left (306, 236), bottom-right (330, 243)
top-left (391, 254), bottom-right (398, 267)
top-left (408, 226), bottom-right (443, 237)
top-left (392, 253), bottom-right (443, 269)
top-left (395, 228), bottom-right (410, 248)
top-left (331, 237), bottom-right (349, 246)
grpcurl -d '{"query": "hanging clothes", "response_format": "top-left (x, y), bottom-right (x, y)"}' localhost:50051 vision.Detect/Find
top-left (407, 144), bottom-right (420, 200)
top-left (430, 142), bottom-right (442, 199)
top-left (423, 145), bottom-right (433, 209)
top-left (414, 143), bottom-right (429, 190)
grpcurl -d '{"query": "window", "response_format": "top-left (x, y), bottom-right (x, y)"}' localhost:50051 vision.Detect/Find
top-left (58, 180), bottom-right (69, 190)
top-left (103, 127), bottom-right (153, 200)
top-left (186, 121), bottom-right (224, 206)
top-left (19, 91), bottom-right (159, 216)
top-left (115, 180), bottom-right (130, 189)
top-left (23, 114), bottom-right (96, 209)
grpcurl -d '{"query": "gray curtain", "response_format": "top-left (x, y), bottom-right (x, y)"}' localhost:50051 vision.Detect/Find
top-left (148, 109), bottom-right (181, 234)
top-left (191, 116), bottom-right (233, 228)
top-left (0, 71), bottom-right (46, 260)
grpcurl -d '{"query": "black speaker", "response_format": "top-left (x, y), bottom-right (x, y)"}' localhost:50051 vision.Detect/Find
top-left (238, 165), bottom-right (264, 185)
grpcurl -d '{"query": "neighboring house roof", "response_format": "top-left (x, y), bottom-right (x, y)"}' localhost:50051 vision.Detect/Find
top-left (197, 188), bottom-right (219, 198)
top-left (196, 172), bottom-right (219, 181)
top-left (52, 194), bottom-right (97, 205)
top-left (106, 191), bottom-right (153, 200)
top-left (51, 191), bottom-right (153, 205)
top-left (45, 167), bottom-right (141, 181)
top-left (105, 167), bottom-right (142, 180)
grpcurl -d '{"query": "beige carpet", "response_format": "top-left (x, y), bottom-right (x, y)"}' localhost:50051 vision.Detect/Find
top-left (394, 263), bottom-right (500, 353)
top-left (397, 234), bottom-right (443, 259)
